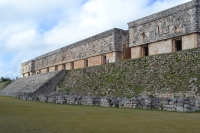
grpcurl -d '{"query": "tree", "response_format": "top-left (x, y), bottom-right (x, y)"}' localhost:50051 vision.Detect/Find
top-left (0, 77), bottom-right (11, 82)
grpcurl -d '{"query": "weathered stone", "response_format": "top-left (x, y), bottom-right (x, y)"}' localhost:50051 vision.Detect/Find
top-left (0, 71), bottom-right (65, 97)
top-left (176, 107), bottom-right (184, 112)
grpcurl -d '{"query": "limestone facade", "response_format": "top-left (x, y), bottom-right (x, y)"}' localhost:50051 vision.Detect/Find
top-left (21, 28), bottom-right (129, 77)
top-left (21, 0), bottom-right (200, 77)
top-left (129, 0), bottom-right (200, 59)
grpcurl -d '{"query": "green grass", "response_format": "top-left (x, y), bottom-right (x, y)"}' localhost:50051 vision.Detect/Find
top-left (0, 97), bottom-right (200, 133)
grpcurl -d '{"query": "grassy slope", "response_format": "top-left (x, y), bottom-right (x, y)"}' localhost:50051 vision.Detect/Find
top-left (0, 81), bottom-right (11, 91)
top-left (59, 48), bottom-right (200, 97)
top-left (0, 96), bottom-right (200, 133)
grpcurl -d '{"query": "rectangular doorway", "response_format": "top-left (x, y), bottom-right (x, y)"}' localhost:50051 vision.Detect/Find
top-left (62, 64), bottom-right (66, 70)
top-left (175, 39), bottom-right (182, 51)
top-left (85, 59), bottom-right (88, 67)
top-left (55, 65), bottom-right (58, 71)
top-left (142, 45), bottom-right (149, 57)
top-left (71, 62), bottom-right (74, 70)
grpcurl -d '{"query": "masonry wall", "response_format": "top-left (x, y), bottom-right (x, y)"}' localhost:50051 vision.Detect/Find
top-left (88, 55), bottom-right (103, 67)
top-left (21, 60), bottom-right (35, 77)
top-left (128, 0), bottom-right (199, 48)
top-left (182, 33), bottom-right (199, 50)
top-left (24, 73), bottom-right (29, 77)
top-left (49, 66), bottom-right (56, 72)
top-left (131, 33), bottom-right (200, 59)
top-left (20, 28), bottom-right (128, 76)
top-left (74, 60), bottom-right (85, 69)
top-left (65, 63), bottom-right (73, 70)
top-left (131, 46), bottom-right (142, 59)
top-left (33, 29), bottom-right (127, 72)
top-left (41, 68), bottom-right (47, 74)
top-left (106, 52), bottom-right (121, 63)
top-left (149, 39), bottom-right (172, 56)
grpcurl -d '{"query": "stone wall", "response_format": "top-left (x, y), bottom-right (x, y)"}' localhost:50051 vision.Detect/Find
top-left (88, 55), bottom-right (103, 67)
top-left (182, 33), bottom-right (200, 49)
top-left (34, 28), bottom-right (127, 71)
top-left (17, 93), bottom-right (200, 112)
top-left (128, 0), bottom-right (200, 47)
top-left (149, 39), bottom-right (172, 56)
top-left (21, 60), bottom-right (35, 76)
top-left (21, 28), bottom-right (128, 76)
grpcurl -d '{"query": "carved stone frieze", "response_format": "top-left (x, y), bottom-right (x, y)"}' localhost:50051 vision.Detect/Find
top-left (21, 60), bottom-right (35, 74)
top-left (34, 28), bottom-right (127, 70)
top-left (128, 0), bottom-right (200, 47)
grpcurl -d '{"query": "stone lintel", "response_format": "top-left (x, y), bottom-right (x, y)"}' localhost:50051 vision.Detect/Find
top-left (21, 60), bottom-right (35, 66)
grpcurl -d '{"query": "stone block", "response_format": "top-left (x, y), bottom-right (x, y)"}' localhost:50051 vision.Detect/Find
top-left (184, 104), bottom-right (190, 108)
top-left (176, 107), bottom-right (184, 112)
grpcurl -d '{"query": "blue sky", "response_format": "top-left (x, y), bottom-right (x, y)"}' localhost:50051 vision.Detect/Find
top-left (0, 0), bottom-right (191, 78)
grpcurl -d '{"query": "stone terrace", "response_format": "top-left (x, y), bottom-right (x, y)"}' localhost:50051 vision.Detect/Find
top-left (0, 71), bottom-right (65, 96)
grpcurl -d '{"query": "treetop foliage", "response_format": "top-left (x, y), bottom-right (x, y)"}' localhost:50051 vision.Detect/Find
top-left (0, 77), bottom-right (11, 83)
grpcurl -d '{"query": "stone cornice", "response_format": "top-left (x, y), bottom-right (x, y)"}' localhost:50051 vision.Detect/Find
top-left (128, 0), bottom-right (200, 28)
top-left (35, 28), bottom-right (125, 60)
top-left (21, 60), bottom-right (35, 66)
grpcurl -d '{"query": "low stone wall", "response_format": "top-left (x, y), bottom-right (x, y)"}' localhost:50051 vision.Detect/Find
top-left (17, 93), bottom-right (200, 113)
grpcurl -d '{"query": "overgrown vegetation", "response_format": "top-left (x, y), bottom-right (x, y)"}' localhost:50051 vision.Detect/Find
top-left (0, 77), bottom-right (11, 83)
top-left (57, 48), bottom-right (200, 97)
top-left (0, 77), bottom-right (11, 90)
top-left (0, 96), bottom-right (200, 133)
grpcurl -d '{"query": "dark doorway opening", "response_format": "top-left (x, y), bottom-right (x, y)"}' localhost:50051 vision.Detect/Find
top-left (62, 64), bottom-right (66, 70)
top-left (175, 40), bottom-right (182, 51)
top-left (55, 65), bottom-right (58, 71)
top-left (71, 62), bottom-right (74, 69)
top-left (47, 68), bottom-right (49, 73)
top-left (103, 56), bottom-right (107, 64)
top-left (85, 59), bottom-right (88, 67)
top-left (143, 46), bottom-right (149, 57)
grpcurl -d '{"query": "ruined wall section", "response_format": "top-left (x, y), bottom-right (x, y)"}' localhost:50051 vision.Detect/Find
top-left (114, 30), bottom-right (130, 59)
top-left (21, 60), bottom-right (35, 75)
top-left (128, 0), bottom-right (200, 47)
top-left (34, 28), bottom-right (126, 71)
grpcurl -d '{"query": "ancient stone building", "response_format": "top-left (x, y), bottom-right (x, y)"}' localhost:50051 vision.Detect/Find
top-left (129, 0), bottom-right (200, 59)
top-left (21, 28), bottom-right (129, 77)
top-left (21, 0), bottom-right (200, 77)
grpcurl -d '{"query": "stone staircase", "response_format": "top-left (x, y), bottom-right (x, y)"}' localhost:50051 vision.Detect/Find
top-left (0, 71), bottom-right (66, 97)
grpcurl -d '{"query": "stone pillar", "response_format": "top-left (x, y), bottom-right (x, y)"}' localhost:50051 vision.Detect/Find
top-left (88, 55), bottom-right (103, 67)
top-left (182, 33), bottom-right (198, 50)
top-left (74, 60), bottom-right (85, 69)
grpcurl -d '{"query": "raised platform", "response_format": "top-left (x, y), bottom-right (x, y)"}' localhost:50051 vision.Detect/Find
top-left (0, 71), bottom-right (66, 96)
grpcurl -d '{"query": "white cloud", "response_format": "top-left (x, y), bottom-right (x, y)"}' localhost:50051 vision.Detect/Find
top-left (0, 0), bottom-right (191, 78)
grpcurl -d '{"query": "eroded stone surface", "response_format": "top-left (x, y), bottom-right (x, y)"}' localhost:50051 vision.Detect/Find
top-left (0, 71), bottom-right (65, 96)
top-left (17, 93), bottom-right (200, 113)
